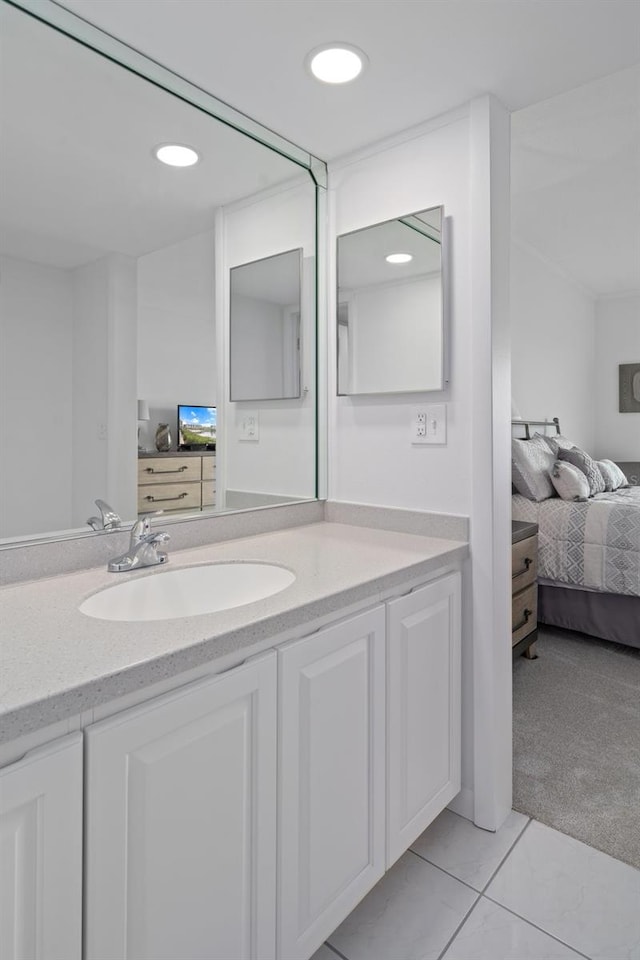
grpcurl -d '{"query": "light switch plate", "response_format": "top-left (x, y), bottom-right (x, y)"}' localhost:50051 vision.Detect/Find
top-left (425, 403), bottom-right (446, 444)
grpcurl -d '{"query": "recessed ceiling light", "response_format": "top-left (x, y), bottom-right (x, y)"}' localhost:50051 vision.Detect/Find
top-left (154, 143), bottom-right (199, 167)
top-left (386, 253), bottom-right (413, 264)
top-left (306, 43), bottom-right (367, 84)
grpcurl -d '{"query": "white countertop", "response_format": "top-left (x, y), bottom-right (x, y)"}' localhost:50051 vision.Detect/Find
top-left (0, 521), bottom-right (467, 744)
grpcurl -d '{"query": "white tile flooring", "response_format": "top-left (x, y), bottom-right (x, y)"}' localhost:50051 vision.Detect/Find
top-left (311, 809), bottom-right (640, 960)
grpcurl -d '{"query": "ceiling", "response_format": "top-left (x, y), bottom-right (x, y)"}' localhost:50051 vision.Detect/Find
top-left (5, 0), bottom-right (640, 294)
top-left (55, 0), bottom-right (640, 296)
top-left (59, 0), bottom-right (640, 161)
top-left (0, 2), bottom-right (301, 268)
top-left (512, 65), bottom-right (640, 297)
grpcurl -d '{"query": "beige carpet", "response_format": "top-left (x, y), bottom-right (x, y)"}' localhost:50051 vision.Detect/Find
top-left (512, 626), bottom-right (640, 869)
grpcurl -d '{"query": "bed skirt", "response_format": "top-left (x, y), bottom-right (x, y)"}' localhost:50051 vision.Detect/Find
top-left (538, 584), bottom-right (640, 649)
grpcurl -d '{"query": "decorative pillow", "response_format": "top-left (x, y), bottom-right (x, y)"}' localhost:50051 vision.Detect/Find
top-left (597, 459), bottom-right (629, 491)
top-left (511, 435), bottom-right (555, 501)
top-left (558, 446), bottom-right (606, 495)
top-left (549, 461), bottom-right (590, 501)
top-left (538, 433), bottom-right (577, 456)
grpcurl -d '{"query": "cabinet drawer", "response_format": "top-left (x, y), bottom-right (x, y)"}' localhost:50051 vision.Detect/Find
top-left (138, 457), bottom-right (201, 484)
top-left (202, 484), bottom-right (216, 508)
top-left (138, 481), bottom-right (202, 513)
top-left (202, 457), bottom-right (216, 482)
top-left (512, 535), bottom-right (537, 594)
top-left (512, 584), bottom-right (537, 646)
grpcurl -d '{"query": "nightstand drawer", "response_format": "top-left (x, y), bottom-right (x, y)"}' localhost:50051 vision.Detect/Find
top-left (512, 535), bottom-right (537, 594)
top-left (138, 457), bottom-right (201, 484)
top-left (512, 584), bottom-right (537, 646)
top-left (202, 457), bottom-right (216, 482)
top-left (137, 481), bottom-right (202, 513)
top-left (202, 483), bottom-right (216, 508)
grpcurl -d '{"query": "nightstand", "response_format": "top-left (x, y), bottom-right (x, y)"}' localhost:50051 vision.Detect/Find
top-left (512, 520), bottom-right (538, 658)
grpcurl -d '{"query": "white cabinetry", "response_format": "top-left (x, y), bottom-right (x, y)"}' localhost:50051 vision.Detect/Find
top-left (277, 607), bottom-right (386, 960)
top-left (386, 572), bottom-right (461, 866)
top-left (0, 732), bottom-right (83, 960)
top-left (85, 652), bottom-right (277, 960)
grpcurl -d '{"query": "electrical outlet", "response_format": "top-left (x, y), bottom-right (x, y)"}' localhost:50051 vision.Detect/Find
top-left (238, 412), bottom-right (259, 442)
top-left (411, 410), bottom-right (428, 443)
top-left (411, 405), bottom-right (447, 445)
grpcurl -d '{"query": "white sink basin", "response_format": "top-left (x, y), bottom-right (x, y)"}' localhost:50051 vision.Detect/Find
top-left (79, 562), bottom-right (296, 622)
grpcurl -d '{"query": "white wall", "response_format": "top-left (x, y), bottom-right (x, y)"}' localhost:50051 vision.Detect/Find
top-left (137, 230), bottom-right (216, 448)
top-left (328, 98), bottom-right (512, 829)
top-left (219, 178), bottom-right (317, 504)
top-left (594, 294), bottom-right (640, 460)
top-left (230, 294), bottom-right (285, 400)
top-left (330, 118), bottom-right (471, 514)
top-left (511, 241), bottom-right (596, 450)
top-left (71, 254), bottom-right (137, 527)
top-left (342, 274), bottom-right (441, 394)
top-left (0, 255), bottom-right (74, 537)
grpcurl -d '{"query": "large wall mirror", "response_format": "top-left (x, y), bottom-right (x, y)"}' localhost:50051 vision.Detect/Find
top-left (337, 206), bottom-right (446, 395)
top-left (0, 0), bottom-right (323, 545)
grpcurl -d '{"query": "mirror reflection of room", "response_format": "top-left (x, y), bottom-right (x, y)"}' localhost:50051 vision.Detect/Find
top-left (337, 206), bottom-right (444, 395)
top-left (0, 2), bottom-right (317, 542)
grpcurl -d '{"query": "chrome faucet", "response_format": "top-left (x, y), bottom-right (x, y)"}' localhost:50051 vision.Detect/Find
top-left (107, 518), bottom-right (170, 572)
top-left (87, 499), bottom-right (122, 531)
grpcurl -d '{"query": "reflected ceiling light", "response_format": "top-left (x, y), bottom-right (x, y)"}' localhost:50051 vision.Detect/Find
top-left (386, 253), bottom-right (413, 264)
top-left (306, 43), bottom-right (367, 84)
top-left (154, 143), bottom-right (199, 167)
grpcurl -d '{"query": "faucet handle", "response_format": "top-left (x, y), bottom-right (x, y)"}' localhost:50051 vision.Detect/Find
top-left (87, 499), bottom-right (122, 531)
top-left (130, 517), bottom-right (151, 544)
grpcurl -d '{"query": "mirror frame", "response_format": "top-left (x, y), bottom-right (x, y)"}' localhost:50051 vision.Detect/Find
top-left (1, 0), bottom-right (327, 549)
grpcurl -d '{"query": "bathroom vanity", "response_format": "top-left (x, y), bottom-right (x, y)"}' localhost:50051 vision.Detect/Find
top-left (0, 520), bottom-right (466, 960)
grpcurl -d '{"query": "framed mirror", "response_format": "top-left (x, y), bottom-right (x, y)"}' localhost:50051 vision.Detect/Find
top-left (0, 0), bottom-right (324, 546)
top-left (337, 206), bottom-right (446, 395)
top-left (230, 249), bottom-right (302, 401)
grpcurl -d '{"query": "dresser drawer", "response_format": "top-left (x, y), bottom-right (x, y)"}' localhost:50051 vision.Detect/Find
top-left (512, 584), bottom-right (537, 646)
top-left (201, 456), bottom-right (216, 482)
top-left (202, 483), bottom-right (216, 508)
top-left (138, 457), bottom-right (201, 484)
top-left (137, 481), bottom-right (202, 513)
top-left (512, 534), bottom-right (537, 594)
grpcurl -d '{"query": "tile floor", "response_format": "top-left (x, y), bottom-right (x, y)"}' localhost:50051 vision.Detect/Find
top-left (311, 808), bottom-right (640, 960)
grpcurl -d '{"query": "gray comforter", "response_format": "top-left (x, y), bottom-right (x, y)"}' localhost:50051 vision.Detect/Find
top-left (512, 487), bottom-right (640, 597)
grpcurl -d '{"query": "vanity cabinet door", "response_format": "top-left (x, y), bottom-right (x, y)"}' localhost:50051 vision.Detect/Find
top-left (277, 607), bottom-right (386, 960)
top-left (386, 571), bottom-right (461, 868)
top-left (85, 652), bottom-right (277, 960)
top-left (0, 732), bottom-right (83, 960)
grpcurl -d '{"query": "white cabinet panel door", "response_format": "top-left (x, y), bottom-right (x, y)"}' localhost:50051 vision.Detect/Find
top-left (0, 732), bottom-right (83, 960)
top-left (386, 571), bottom-right (461, 867)
top-left (85, 653), bottom-right (277, 960)
top-left (278, 606), bottom-right (386, 960)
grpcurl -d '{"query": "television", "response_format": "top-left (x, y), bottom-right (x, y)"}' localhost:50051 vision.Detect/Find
top-left (177, 405), bottom-right (217, 450)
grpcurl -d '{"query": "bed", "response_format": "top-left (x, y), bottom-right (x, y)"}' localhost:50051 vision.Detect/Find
top-left (511, 419), bottom-right (640, 648)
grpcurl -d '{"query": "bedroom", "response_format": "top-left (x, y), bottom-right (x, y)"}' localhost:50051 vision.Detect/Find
top-left (509, 65), bottom-right (640, 866)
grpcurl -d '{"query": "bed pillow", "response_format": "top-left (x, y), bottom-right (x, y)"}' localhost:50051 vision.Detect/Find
top-left (558, 446), bottom-right (606, 495)
top-left (549, 461), bottom-right (590, 501)
top-left (597, 459), bottom-right (629, 491)
top-left (511, 435), bottom-right (556, 501)
top-left (538, 432), bottom-right (577, 455)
